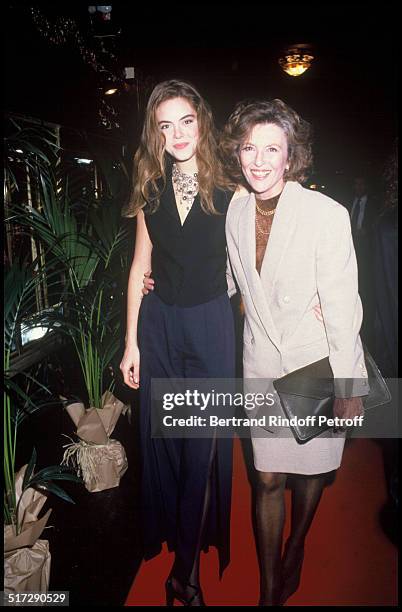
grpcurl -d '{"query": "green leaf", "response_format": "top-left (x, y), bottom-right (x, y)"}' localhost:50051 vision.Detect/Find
top-left (30, 471), bottom-right (83, 485)
top-left (44, 473), bottom-right (83, 484)
top-left (35, 482), bottom-right (76, 504)
top-left (28, 465), bottom-right (81, 483)
top-left (22, 448), bottom-right (37, 491)
top-left (4, 378), bottom-right (42, 414)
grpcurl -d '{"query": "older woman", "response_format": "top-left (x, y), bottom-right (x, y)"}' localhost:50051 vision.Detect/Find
top-left (221, 99), bottom-right (368, 605)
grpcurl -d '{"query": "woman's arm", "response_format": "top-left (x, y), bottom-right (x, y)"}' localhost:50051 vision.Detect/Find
top-left (120, 210), bottom-right (152, 389)
top-left (316, 204), bottom-right (369, 410)
top-left (142, 250), bottom-right (238, 298)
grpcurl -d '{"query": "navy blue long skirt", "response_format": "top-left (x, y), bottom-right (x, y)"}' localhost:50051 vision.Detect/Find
top-left (138, 291), bottom-right (235, 579)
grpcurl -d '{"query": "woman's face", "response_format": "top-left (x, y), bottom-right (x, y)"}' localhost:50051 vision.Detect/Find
top-left (239, 122), bottom-right (289, 199)
top-left (156, 97), bottom-right (199, 165)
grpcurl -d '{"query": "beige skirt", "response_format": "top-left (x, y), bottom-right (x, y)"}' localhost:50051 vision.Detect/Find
top-left (250, 426), bottom-right (346, 474)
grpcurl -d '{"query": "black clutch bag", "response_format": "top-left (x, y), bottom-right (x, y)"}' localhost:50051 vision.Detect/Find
top-left (272, 348), bottom-right (391, 444)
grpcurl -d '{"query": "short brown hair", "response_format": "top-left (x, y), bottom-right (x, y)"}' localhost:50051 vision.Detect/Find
top-left (220, 98), bottom-right (313, 186)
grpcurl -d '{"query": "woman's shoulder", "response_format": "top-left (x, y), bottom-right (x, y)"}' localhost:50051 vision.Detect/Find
top-left (227, 186), bottom-right (251, 206)
top-left (143, 173), bottom-right (173, 215)
top-left (296, 183), bottom-right (349, 219)
top-left (226, 188), bottom-right (251, 219)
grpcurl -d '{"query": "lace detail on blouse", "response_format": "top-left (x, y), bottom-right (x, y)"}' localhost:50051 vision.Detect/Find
top-left (255, 193), bottom-right (281, 275)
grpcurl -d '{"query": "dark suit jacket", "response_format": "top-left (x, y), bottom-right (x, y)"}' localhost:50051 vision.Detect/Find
top-left (374, 207), bottom-right (398, 376)
top-left (349, 194), bottom-right (377, 237)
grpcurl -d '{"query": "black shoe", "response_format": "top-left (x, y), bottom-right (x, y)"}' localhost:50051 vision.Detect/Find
top-left (165, 577), bottom-right (206, 606)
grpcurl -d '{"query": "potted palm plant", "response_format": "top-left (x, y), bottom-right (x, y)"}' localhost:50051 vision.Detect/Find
top-left (4, 262), bottom-right (82, 594)
top-left (6, 115), bottom-right (131, 492)
top-left (8, 155), bottom-right (130, 492)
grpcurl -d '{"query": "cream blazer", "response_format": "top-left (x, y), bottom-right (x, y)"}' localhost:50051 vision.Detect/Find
top-left (226, 181), bottom-right (369, 398)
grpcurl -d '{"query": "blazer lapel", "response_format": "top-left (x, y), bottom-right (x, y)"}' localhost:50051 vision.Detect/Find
top-left (238, 193), bottom-right (281, 349)
top-left (259, 181), bottom-right (302, 297)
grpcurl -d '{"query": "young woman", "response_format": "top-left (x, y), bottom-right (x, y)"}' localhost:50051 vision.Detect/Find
top-left (120, 80), bottom-right (235, 606)
top-left (221, 99), bottom-right (368, 605)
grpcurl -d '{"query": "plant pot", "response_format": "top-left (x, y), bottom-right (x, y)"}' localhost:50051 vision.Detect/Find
top-left (4, 465), bottom-right (53, 595)
top-left (62, 391), bottom-right (128, 492)
top-left (4, 529), bottom-right (51, 594)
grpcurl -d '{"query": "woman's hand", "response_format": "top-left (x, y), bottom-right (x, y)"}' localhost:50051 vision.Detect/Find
top-left (142, 270), bottom-right (155, 296)
top-left (119, 345), bottom-right (140, 389)
top-left (333, 396), bottom-right (364, 419)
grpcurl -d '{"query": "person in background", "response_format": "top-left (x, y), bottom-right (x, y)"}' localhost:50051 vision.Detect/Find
top-left (350, 175), bottom-right (374, 237)
top-left (373, 142), bottom-right (398, 548)
top-left (373, 149), bottom-right (398, 378)
top-left (349, 174), bottom-right (377, 347)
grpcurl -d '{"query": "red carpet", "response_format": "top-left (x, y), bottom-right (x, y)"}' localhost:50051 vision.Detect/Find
top-left (125, 438), bottom-right (398, 606)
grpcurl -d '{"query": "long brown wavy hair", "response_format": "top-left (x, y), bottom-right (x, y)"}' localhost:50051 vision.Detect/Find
top-left (123, 80), bottom-right (230, 217)
top-left (220, 98), bottom-right (313, 187)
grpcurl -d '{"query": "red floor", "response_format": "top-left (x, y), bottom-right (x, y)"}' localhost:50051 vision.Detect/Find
top-left (125, 438), bottom-right (398, 606)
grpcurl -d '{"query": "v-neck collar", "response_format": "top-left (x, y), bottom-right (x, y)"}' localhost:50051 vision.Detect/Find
top-left (160, 171), bottom-right (202, 230)
top-left (236, 182), bottom-right (303, 348)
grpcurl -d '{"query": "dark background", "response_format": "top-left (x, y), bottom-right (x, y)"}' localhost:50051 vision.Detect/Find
top-left (5, 3), bottom-right (397, 205)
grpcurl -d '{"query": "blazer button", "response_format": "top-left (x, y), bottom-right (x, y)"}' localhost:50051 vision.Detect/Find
top-left (283, 296), bottom-right (290, 303)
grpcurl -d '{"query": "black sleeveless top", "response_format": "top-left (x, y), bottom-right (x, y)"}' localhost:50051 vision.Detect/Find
top-left (143, 173), bottom-right (233, 307)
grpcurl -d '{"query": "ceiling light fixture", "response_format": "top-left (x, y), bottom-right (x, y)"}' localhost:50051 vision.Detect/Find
top-left (279, 44), bottom-right (314, 77)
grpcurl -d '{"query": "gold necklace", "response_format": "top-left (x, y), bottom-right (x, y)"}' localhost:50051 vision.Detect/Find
top-left (255, 215), bottom-right (273, 236)
top-left (256, 200), bottom-right (276, 216)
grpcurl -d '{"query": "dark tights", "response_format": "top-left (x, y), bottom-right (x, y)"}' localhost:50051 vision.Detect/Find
top-left (256, 471), bottom-right (327, 605)
top-left (170, 435), bottom-right (217, 605)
